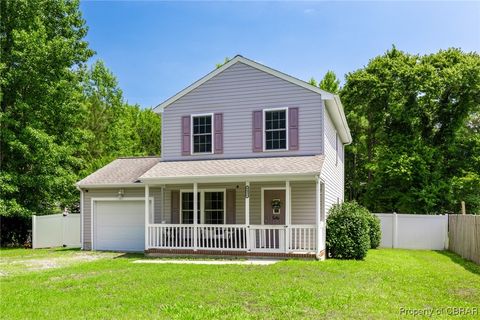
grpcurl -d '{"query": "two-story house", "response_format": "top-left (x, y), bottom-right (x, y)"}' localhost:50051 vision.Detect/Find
top-left (76, 55), bottom-right (352, 259)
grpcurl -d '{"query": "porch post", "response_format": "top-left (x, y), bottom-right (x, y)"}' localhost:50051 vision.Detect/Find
top-left (285, 180), bottom-right (291, 253)
top-left (245, 181), bottom-right (250, 251)
top-left (193, 182), bottom-right (198, 251)
top-left (315, 176), bottom-right (322, 259)
top-left (144, 184), bottom-right (150, 251)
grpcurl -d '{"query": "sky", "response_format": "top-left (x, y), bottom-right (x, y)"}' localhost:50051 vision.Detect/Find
top-left (80, 1), bottom-right (480, 109)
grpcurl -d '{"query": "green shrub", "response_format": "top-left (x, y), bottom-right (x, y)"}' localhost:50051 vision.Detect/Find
top-left (366, 213), bottom-right (381, 249)
top-left (326, 201), bottom-right (371, 259)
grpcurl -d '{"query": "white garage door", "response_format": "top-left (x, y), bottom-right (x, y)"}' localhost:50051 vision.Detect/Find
top-left (94, 200), bottom-right (146, 252)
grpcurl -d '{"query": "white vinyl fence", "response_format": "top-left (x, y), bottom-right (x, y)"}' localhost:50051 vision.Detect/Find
top-left (374, 213), bottom-right (448, 250)
top-left (32, 214), bottom-right (81, 249)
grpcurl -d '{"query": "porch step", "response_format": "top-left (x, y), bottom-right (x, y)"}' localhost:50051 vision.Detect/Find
top-left (144, 248), bottom-right (324, 260)
top-left (133, 259), bottom-right (279, 265)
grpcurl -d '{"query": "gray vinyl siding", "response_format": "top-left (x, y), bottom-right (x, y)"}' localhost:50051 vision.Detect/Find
top-left (162, 181), bottom-right (316, 226)
top-left (162, 62), bottom-right (324, 160)
top-left (320, 108), bottom-right (345, 217)
top-left (82, 187), bottom-right (162, 250)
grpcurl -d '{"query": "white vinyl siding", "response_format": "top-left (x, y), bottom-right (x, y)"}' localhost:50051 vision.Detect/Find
top-left (320, 108), bottom-right (345, 217)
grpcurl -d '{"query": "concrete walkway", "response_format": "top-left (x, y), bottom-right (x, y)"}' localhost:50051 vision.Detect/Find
top-left (133, 259), bottom-right (280, 265)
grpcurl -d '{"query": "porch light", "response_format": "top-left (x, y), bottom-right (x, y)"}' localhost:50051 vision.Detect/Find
top-left (245, 185), bottom-right (250, 198)
top-left (118, 188), bottom-right (124, 199)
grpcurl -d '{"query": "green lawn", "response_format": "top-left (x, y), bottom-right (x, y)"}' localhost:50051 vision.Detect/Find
top-left (0, 248), bottom-right (479, 319)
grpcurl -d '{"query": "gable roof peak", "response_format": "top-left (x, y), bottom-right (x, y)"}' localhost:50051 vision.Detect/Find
top-left (154, 55), bottom-right (335, 113)
top-left (154, 55), bottom-right (351, 144)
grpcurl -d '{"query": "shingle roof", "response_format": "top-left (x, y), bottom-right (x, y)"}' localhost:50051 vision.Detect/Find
top-left (77, 157), bottom-right (160, 186)
top-left (140, 155), bottom-right (324, 180)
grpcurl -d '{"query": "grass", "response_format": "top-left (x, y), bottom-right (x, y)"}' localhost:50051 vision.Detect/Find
top-left (0, 248), bottom-right (479, 319)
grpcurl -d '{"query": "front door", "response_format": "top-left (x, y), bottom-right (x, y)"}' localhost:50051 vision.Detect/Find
top-left (259, 189), bottom-right (286, 251)
top-left (263, 189), bottom-right (286, 225)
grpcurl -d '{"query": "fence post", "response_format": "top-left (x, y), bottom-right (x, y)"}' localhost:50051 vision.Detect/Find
top-left (392, 212), bottom-right (398, 249)
top-left (61, 214), bottom-right (66, 247)
top-left (461, 201), bottom-right (466, 215)
top-left (444, 214), bottom-right (449, 250)
top-left (32, 215), bottom-right (37, 249)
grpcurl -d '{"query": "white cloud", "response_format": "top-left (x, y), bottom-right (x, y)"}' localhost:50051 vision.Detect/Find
top-left (304, 8), bottom-right (316, 15)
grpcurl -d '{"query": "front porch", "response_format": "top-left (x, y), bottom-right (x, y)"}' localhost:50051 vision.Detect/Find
top-left (143, 178), bottom-right (326, 259)
top-left (146, 223), bottom-right (322, 258)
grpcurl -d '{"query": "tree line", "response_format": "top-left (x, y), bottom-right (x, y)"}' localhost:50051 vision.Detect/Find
top-left (312, 47), bottom-right (480, 214)
top-left (0, 0), bottom-right (160, 236)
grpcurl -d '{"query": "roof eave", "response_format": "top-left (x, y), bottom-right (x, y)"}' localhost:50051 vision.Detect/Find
top-left (139, 172), bottom-right (320, 184)
top-left (76, 183), bottom-right (145, 189)
top-left (324, 95), bottom-right (352, 145)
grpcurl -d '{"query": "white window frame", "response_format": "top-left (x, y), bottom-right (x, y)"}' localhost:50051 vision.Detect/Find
top-left (263, 107), bottom-right (289, 152)
top-left (191, 113), bottom-right (214, 155)
top-left (180, 189), bottom-right (226, 224)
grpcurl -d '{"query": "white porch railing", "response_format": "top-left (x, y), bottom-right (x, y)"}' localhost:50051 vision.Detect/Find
top-left (197, 225), bottom-right (248, 251)
top-left (250, 225), bottom-right (285, 252)
top-left (148, 224), bottom-right (320, 254)
top-left (288, 225), bottom-right (317, 252)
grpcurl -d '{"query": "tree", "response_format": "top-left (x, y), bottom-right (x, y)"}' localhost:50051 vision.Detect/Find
top-left (0, 0), bottom-right (94, 217)
top-left (308, 71), bottom-right (340, 94)
top-left (319, 70), bottom-right (340, 94)
top-left (0, 0), bottom-right (161, 245)
top-left (216, 57), bottom-right (230, 69)
top-left (341, 47), bottom-right (480, 214)
top-left (78, 60), bottom-right (161, 177)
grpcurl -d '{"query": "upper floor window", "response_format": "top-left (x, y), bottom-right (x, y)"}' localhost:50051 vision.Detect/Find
top-left (264, 109), bottom-right (287, 151)
top-left (192, 114), bottom-right (212, 154)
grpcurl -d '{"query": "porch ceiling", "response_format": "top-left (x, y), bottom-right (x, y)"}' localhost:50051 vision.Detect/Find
top-left (140, 155), bottom-right (324, 183)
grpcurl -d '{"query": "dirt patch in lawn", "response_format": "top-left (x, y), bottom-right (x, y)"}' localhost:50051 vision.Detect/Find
top-left (0, 251), bottom-right (120, 276)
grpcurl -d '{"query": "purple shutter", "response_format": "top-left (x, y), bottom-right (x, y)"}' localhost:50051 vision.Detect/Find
top-left (214, 113), bottom-right (223, 154)
top-left (171, 190), bottom-right (180, 224)
top-left (289, 107), bottom-right (299, 150)
top-left (181, 116), bottom-right (191, 156)
top-left (226, 189), bottom-right (236, 224)
top-left (252, 111), bottom-right (263, 152)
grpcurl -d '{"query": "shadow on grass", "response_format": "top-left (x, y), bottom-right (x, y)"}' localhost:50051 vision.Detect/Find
top-left (53, 247), bottom-right (81, 252)
top-left (436, 250), bottom-right (480, 275)
top-left (113, 252), bottom-right (145, 259)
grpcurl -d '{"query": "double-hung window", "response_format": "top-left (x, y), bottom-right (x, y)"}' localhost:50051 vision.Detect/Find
top-left (180, 190), bottom-right (225, 224)
top-left (204, 192), bottom-right (224, 224)
top-left (192, 115), bottom-right (213, 154)
top-left (181, 192), bottom-right (201, 224)
top-left (265, 109), bottom-right (287, 150)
